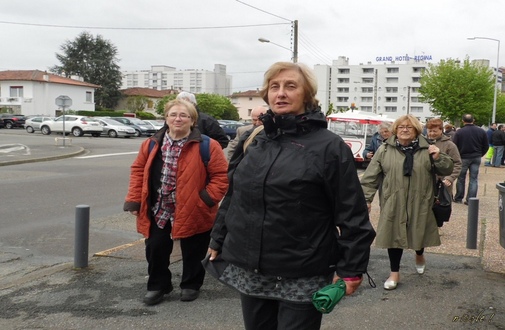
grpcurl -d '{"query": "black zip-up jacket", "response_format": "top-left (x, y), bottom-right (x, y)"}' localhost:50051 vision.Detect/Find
top-left (210, 108), bottom-right (376, 278)
top-left (196, 106), bottom-right (229, 149)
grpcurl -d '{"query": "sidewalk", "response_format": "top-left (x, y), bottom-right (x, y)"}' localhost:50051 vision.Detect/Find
top-left (1, 142), bottom-right (505, 329)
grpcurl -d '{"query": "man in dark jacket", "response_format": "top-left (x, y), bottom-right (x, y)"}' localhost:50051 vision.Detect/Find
top-left (176, 91), bottom-right (229, 149)
top-left (452, 114), bottom-right (489, 204)
top-left (485, 123), bottom-right (497, 166)
top-left (362, 122), bottom-right (392, 160)
top-left (491, 124), bottom-right (505, 167)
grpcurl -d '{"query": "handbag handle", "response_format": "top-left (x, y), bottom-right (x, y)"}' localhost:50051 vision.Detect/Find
top-left (428, 153), bottom-right (440, 200)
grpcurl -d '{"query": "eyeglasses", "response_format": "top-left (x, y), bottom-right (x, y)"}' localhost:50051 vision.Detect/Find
top-left (167, 113), bottom-right (190, 119)
top-left (397, 126), bottom-right (414, 131)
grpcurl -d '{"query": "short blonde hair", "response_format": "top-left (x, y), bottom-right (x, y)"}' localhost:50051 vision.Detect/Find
top-left (259, 62), bottom-right (319, 110)
top-left (164, 99), bottom-right (199, 128)
top-left (391, 114), bottom-right (423, 136)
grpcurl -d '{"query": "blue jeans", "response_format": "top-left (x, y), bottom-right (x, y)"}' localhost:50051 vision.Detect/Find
top-left (493, 146), bottom-right (504, 167)
top-left (454, 157), bottom-right (481, 202)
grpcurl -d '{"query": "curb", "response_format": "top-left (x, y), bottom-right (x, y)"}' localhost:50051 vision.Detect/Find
top-left (0, 146), bottom-right (86, 166)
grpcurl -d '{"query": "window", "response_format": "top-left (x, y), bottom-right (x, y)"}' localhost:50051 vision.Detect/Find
top-left (361, 106), bottom-right (373, 112)
top-left (386, 77), bottom-right (398, 83)
top-left (337, 87), bottom-right (349, 92)
top-left (362, 78), bottom-right (373, 83)
top-left (338, 68), bottom-right (350, 74)
top-left (410, 96), bottom-right (420, 102)
top-left (361, 87), bottom-right (373, 93)
top-left (362, 68), bottom-right (374, 74)
top-left (10, 86), bottom-right (23, 97)
top-left (386, 87), bottom-right (398, 93)
top-left (411, 106), bottom-right (423, 113)
top-left (385, 106), bottom-right (397, 112)
top-left (86, 91), bottom-right (92, 102)
top-left (361, 97), bottom-right (373, 102)
top-left (337, 97), bottom-right (349, 102)
top-left (412, 67), bottom-right (425, 73)
top-left (411, 87), bottom-right (420, 92)
top-left (338, 78), bottom-right (349, 83)
top-left (385, 97), bottom-right (397, 102)
top-left (387, 67), bottom-right (399, 73)
top-left (412, 77), bottom-right (421, 82)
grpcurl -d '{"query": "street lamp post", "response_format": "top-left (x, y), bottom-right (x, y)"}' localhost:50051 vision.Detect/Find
top-left (468, 37), bottom-right (501, 123)
top-left (258, 20), bottom-right (298, 63)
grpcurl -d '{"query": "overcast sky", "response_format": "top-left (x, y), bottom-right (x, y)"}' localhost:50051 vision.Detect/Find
top-left (1, 0), bottom-right (504, 92)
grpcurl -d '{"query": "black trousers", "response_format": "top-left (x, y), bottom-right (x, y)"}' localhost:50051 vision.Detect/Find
top-left (387, 248), bottom-right (425, 272)
top-left (145, 220), bottom-right (211, 291)
top-left (240, 294), bottom-right (322, 330)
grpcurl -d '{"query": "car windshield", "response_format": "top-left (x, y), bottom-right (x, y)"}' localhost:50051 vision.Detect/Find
top-left (102, 119), bottom-right (123, 125)
top-left (130, 118), bottom-right (148, 125)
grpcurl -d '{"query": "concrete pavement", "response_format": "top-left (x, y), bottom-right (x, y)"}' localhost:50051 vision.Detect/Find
top-left (1, 132), bottom-right (505, 329)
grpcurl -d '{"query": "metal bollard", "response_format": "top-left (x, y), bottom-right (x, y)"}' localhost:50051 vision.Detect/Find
top-left (466, 197), bottom-right (479, 249)
top-left (74, 205), bottom-right (90, 268)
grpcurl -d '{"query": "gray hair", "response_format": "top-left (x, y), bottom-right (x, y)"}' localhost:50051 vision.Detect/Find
top-left (378, 122), bottom-right (392, 130)
top-left (176, 91), bottom-right (197, 105)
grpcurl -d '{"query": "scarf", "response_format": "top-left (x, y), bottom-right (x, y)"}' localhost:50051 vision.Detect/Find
top-left (396, 138), bottom-right (419, 177)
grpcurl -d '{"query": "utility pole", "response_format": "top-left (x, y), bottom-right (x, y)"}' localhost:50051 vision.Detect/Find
top-left (293, 20), bottom-right (298, 63)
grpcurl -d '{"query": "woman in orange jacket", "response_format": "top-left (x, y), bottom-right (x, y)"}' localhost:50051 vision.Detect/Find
top-left (124, 99), bottom-right (228, 306)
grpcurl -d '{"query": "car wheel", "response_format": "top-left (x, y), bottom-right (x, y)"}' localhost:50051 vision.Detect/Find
top-left (108, 130), bottom-right (118, 138)
top-left (26, 126), bottom-right (34, 133)
top-left (134, 129), bottom-right (141, 137)
top-left (72, 127), bottom-right (83, 137)
top-left (5, 121), bottom-right (13, 129)
top-left (41, 126), bottom-right (51, 135)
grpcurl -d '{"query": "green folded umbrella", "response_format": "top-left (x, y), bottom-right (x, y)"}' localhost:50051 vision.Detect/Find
top-left (312, 279), bottom-right (346, 314)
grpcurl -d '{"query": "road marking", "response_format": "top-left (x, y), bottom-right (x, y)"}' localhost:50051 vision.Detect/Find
top-left (0, 144), bottom-right (31, 155)
top-left (75, 152), bottom-right (138, 159)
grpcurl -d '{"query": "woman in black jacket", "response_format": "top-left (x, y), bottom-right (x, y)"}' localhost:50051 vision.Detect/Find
top-left (208, 62), bottom-right (376, 330)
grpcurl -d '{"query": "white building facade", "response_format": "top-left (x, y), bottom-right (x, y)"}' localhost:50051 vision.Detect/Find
top-left (314, 56), bottom-right (434, 122)
top-left (122, 64), bottom-right (232, 97)
top-left (0, 70), bottom-right (99, 116)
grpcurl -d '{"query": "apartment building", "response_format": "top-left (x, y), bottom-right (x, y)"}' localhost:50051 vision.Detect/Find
top-left (314, 56), bottom-right (433, 122)
top-left (121, 64), bottom-right (232, 97)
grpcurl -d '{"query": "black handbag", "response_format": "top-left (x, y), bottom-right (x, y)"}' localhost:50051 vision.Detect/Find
top-left (430, 155), bottom-right (452, 227)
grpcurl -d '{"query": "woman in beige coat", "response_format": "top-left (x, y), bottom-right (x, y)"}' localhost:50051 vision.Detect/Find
top-left (361, 115), bottom-right (453, 290)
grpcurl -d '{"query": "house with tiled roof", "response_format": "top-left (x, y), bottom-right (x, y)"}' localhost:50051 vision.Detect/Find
top-left (116, 87), bottom-right (178, 115)
top-left (0, 70), bottom-right (100, 116)
top-left (229, 90), bottom-right (267, 121)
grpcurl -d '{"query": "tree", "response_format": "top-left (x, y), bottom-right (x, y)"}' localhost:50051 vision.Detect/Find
top-left (156, 93), bottom-right (239, 120)
top-left (420, 57), bottom-right (495, 125)
top-left (126, 96), bottom-right (149, 113)
top-left (51, 32), bottom-right (123, 110)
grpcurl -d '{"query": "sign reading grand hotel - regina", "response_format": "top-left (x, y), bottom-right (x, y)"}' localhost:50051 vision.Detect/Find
top-left (375, 54), bottom-right (433, 62)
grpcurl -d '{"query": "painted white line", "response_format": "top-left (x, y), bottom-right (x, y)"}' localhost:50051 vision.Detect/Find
top-left (76, 151), bottom-right (138, 159)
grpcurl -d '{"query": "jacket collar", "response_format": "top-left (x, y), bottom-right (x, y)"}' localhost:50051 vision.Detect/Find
top-left (260, 106), bottom-right (327, 139)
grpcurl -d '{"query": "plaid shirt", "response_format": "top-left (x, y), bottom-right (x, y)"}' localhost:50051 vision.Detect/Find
top-left (152, 133), bottom-right (188, 229)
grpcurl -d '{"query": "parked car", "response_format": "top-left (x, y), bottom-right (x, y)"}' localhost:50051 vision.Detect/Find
top-left (40, 115), bottom-right (103, 137)
top-left (0, 117), bottom-right (4, 128)
top-left (220, 122), bottom-right (246, 140)
top-left (24, 116), bottom-right (54, 133)
top-left (144, 119), bottom-right (165, 131)
top-left (96, 118), bottom-right (136, 138)
top-left (111, 117), bottom-right (157, 137)
top-left (0, 114), bottom-right (26, 129)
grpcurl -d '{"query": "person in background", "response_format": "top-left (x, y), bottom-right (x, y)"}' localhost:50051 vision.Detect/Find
top-left (361, 114), bottom-right (453, 290)
top-left (426, 118), bottom-right (462, 235)
top-left (226, 105), bottom-right (265, 161)
top-left (208, 62), bottom-right (376, 330)
top-left (176, 91), bottom-right (229, 149)
top-left (443, 124), bottom-right (456, 140)
top-left (363, 122), bottom-right (392, 160)
top-left (452, 114), bottom-right (489, 205)
top-left (485, 123), bottom-right (496, 166)
top-left (491, 124), bottom-right (505, 167)
top-left (124, 99), bottom-right (228, 306)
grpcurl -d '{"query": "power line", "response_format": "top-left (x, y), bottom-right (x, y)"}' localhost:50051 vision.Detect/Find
top-left (235, 0), bottom-right (291, 22)
top-left (0, 20), bottom-right (289, 30)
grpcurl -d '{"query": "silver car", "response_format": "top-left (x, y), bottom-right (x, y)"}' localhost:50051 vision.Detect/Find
top-left (24, 116), bottom-right (54, 133)
top-left (96, 118), bottom-right (136, 138)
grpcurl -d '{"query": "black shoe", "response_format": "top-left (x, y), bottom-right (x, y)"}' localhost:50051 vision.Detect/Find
top-left (453, 199), bottom-right (462, 204)
top-left (180, 289), bottom-right (200, 302)
top-left (143, 290), bottom-right (165, 306)
top-left (464, 201), bottom-right (468, 205)
top-left (143, 284), bottom-right (173, 306)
